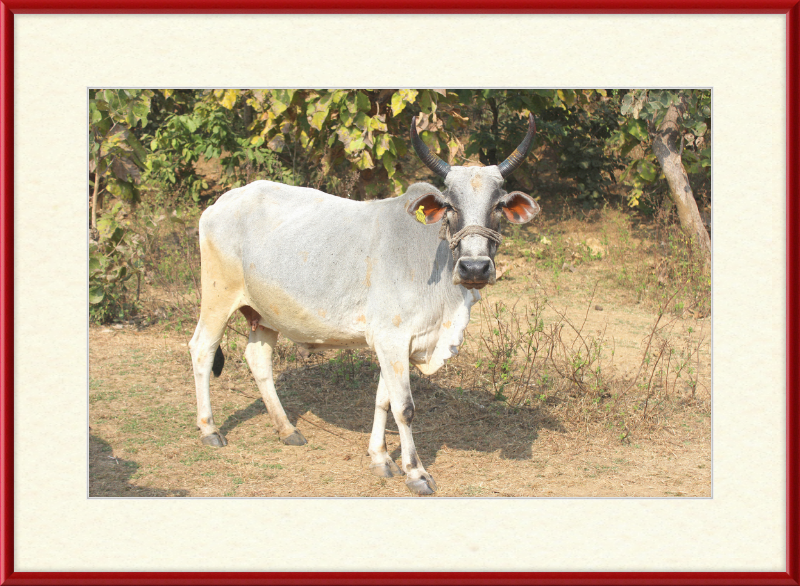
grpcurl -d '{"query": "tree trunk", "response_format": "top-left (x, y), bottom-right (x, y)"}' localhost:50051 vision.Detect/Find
top-left (652, 104), bottom-right (711, 265)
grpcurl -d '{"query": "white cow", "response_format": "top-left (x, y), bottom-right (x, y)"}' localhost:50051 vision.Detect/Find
top-left (189, 115), bottom-right (539, 494)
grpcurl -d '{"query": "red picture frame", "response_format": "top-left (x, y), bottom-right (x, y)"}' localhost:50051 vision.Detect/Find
top-left (1, 3), bottom-right (798, 585)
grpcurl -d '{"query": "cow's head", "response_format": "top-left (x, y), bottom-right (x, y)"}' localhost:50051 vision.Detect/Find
top-left (407, 114), bottom-right (540, 290)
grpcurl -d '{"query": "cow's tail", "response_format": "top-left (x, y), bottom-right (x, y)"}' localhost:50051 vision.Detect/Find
top-left (212, 346), bottom-right (225, 377)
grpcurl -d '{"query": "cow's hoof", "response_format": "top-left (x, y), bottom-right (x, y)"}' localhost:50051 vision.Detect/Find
top-left (370, 460), bottom-right (404, 478)
top-left (406, 474), bottom-right (437, 495)
top-left (281, 430), bottom-right (307, 446)
top-left (201, 432), bottom-right (227, 447)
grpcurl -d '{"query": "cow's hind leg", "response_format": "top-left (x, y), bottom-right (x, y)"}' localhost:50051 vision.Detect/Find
top-left (244, 325), bottom-right (307, 446)
top-left (189, 310), bottom-right (232, 447)
top-left (368, 376), bottom-right (403, 478)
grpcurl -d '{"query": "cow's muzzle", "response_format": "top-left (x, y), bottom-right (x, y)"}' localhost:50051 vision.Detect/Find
top-left (454, 256), bottom-right (495, 289)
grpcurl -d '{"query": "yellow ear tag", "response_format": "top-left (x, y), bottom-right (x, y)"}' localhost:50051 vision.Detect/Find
top-left (415, 205), bottom-right (427, 224)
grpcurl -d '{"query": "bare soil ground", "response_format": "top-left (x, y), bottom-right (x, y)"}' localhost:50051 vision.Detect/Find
top-left (89, 217), bottom-right (711, 498)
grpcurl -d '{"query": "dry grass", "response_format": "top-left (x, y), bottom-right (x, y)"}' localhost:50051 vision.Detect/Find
top-left (89, 320), bottom-right (710, 498)
top-left (461, 287), bottom-right (709, 439)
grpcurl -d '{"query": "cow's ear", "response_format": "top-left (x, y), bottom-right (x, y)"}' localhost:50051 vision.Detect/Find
top-left (407, 191), bottom-right (449, 224)
top-left (500, 191), bottom-right (540, 224)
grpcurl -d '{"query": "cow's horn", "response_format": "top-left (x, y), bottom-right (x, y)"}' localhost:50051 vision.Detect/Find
top-left (497, 114), bottom-right (536, 178)
top-left (411, 116), bottom-right (451, 178)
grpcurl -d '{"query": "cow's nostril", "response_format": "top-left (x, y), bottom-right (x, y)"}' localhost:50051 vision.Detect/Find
top-left (458, 258), bottom-right (493, 282)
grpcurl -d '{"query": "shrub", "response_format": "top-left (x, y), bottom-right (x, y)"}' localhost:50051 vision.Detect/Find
top-left (89, 204), bottom-right (147, 323)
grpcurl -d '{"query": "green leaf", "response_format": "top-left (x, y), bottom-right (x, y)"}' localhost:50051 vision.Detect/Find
top-left (267, 135), bottom-right (286, 152)
top-left (346, 135), bottom-right (365, 154)
top-left (419, 90), bottom-right (433, 114)
top-left (355, 150), bottom-right (374, 170)
top-left (89, 286), bottom-right (105, 305)
top-left (345, 93), bottom-right (360, 115)
top-left (107, 178), bottom-right (138, 203)
top-left (557, 89), bottom-right (576, 108)
top-left (637, 159), bottom-right (658, 182)
top-left (95, 114), bottom-right (112, 138)
top-left (124, 132), bottom-right (149, 166)
top-left (695, 121), bottom-right (707, 136)
top-left (621, 93), bottom-right (634, 115)
top-left (182, 116), bottom-right (198, 133)
top-left (355, 91), bottom-right (371, 112)
top-left (339, 107), bottom-right (355, 127)
top-left (131, 101), bottom-right (150, 126)
top-left (271, 89), bottom-right (295, 107)
top-left (382, 152), bottom-right (396, 178)
top-left (89, 103), bottom-right (102, 123)
top-left (390, 92), bottom-right (405, 116)
top-left (375, 134), bottom-right (391, 158)
top-left (390, 89), bottom-right (418, 117)
top-left (220, 89), bottom-right (239, 109)
top-left (310, 109), bottom-right (329, 131)
top-left (354, 112), bottom-right (369, 131)
top-left (369, 116), bottom-right (387, 133)
top-left (315, 91), bottom-right (334, 110)
top-left (336, 125), bottom-right (354, 150)
top-left (625, 118), bottom-right (649, 142)
top-left (271, 99), bottom-right (288, 116)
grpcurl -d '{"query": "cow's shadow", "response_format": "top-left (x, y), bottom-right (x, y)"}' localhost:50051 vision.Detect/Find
top-left (89, 434), bottom-right (189, 497)
top-left (218, 354), bottom-right (564, 468)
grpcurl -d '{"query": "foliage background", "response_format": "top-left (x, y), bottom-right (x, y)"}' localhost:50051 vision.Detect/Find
top-left (88, 88), bottom-right (711, 323)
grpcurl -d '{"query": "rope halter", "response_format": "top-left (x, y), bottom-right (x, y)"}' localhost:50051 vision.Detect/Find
top-left (438, 214), bottom-right (503, 260)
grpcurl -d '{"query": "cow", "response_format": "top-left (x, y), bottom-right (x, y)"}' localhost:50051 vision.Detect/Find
top-left (188, 114), bottom-right (539, 495)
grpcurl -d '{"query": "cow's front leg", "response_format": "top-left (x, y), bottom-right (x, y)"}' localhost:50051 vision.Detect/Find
top-left (367, 376), bottom-right (403, 478)
top-left (375, 344), bottom-right (437, 495)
